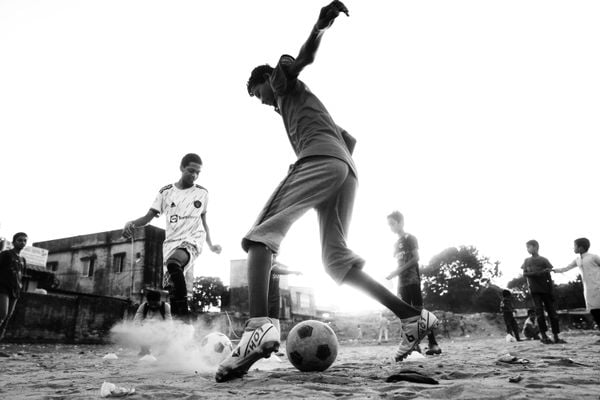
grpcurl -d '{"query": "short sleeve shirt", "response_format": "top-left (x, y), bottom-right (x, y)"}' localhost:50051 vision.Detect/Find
top-left (394, 233), bottom-right (420, 287)
top-left (270, 54), bottom-right (357, 177)
top-left (521, 256), bottom-right (554, 294)
top-left (151, 184), bottom-right (209, 258)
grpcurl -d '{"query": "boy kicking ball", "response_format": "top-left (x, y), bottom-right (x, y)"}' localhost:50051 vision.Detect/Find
top-left (215, 1), bottom-right (438, 382)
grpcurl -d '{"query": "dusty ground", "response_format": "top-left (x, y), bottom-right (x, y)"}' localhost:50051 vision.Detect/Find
top-left (1, 331), bottom-right (599, 399)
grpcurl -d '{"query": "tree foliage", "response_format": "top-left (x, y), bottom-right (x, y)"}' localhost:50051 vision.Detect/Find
top-left (191, 276), bottom-right (228, 313)
top-left (422, 246), bottom-right (501, 313)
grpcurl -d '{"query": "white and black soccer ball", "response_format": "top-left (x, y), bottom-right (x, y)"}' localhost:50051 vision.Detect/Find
top-left (199, 332), bottom-right (233, 365)
top-left (286, 320), bottom-right (338, 372)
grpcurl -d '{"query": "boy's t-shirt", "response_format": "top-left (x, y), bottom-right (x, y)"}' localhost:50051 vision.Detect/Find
top-left (269, 54), bottom-right (357, 177)
top-left (151, 184), bottom-right (209, 259)
top-left (565, 252), bottom-right (600, 310)
top-left (394, 233), bottom-right (420, 287)
top-left (521, 255), bottom-right (554, 294)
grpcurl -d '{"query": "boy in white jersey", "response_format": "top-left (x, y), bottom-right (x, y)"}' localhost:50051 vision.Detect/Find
top-left (122, 153), bottom-right (221, 322)
top-left (215, 1), bottom-right (438, 382)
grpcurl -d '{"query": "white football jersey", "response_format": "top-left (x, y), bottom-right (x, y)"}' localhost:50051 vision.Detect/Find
top-left (151, 183), bottom-right (209, 260)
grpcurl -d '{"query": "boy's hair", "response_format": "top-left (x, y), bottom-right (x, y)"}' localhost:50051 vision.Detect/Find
top-left (574, 237), bottom-right (590, 252)
top-left (526, 239), bottom-right (539, 248)
top-left (181, 153), bottom-right (202, 168)
top-left (527, 309), bottom-right (536, 316)
top-left (145, 289), bottom-right (161, 302)
top-left (387, 211), bottom-right (404, 224)
top-left (247, 64), bottom-right (274, 96)
top-left (502, 289), bottom-right (512, 297)
top-left (12, 232), bottom-right (27, 242)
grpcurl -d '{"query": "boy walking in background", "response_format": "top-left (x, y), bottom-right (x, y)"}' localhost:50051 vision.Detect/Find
top-left (216, 1), bottom-right (438, 382)
top-left (554, 238), bottom-right (600, 332)
top-left (500, 289), bottom-right (521, 341)
top-left (521, 240), bottom-right (565, 344)
top-left (386, 211), bottom-right (441, 355)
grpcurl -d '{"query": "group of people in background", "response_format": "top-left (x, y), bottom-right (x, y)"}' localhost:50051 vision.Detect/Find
top-left (502, 238), bottom-right (600, 343)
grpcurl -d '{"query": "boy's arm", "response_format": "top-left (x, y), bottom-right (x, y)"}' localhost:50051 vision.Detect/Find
top-left (133, 303), bottom-right (145, 324)
top-left (272, 262), bottom-right (302, 276)
top-left (554, 259), bottom-right (578, 274)
top-left (288, 1), bottom-right (349, 77)
top-left (123, 209), bottom-right (159, 239)
top-left (201, 211), bottom-right (222, 254)
top-left (164, 303), bottom-right (173, 321)
top-left (387, 249), bottom-right (420, 279)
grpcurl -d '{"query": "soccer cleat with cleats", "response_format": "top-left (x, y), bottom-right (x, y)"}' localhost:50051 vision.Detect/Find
top-left (395, 309), bottom-right (439, 362)
top-left (215, 318), bottom-right (280, 382)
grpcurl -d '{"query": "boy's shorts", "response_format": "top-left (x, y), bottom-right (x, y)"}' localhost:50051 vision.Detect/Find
top-left (242, 156), bottom-right (364, 284)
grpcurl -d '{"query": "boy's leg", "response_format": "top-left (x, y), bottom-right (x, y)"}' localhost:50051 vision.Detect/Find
top-left (532, 294), bottom-right (551, 342)
top-left (399, 284), bottom-right (441, 354)
top-left (542, 294), bottom-right (564, 343)
top-left (218, 159), bottom-right (346, 382)
top-left (216, 243), bottom-right (279, 382)
top-left (166, 248), bottom-right (191, 322)
top-left (0, 295), bottom-right (18, 341)
top-left (315, 170), bottom-right (437, 361)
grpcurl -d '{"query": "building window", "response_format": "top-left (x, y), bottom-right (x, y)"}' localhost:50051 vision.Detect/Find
top-left (46, 261), bottom-right (58, 272)
top-left (81, 256), bottom-right (96, 278)
top-left (113, 253), bottom-right (126, 273)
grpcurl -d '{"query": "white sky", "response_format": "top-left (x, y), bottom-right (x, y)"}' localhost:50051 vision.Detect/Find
top-left (1, 1), bottom-right (598, 311)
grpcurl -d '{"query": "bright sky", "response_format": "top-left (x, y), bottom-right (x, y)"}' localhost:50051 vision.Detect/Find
top-left (1, 1), bottom-right (598, 312)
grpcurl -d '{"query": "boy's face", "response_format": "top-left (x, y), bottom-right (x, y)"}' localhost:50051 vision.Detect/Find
top-left (387, 217), bottom-right (404, 234)
top-left (13, 235), bottom-right (27, 251)
top-left (251, 80), bottom-right (276, 107)
top-left (180, 162), bottom-right (202, 186)
top-left (526, 244), bottom-right (538, 255)
top-left (574, 244), bottom-right (584, 254)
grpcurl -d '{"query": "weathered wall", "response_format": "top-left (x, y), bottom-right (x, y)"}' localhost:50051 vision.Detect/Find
top-left (4, 292), bottom-right (129, 343)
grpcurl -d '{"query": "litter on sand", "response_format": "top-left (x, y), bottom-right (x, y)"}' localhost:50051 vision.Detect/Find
top-left (102, 353), bottom-right (119, 360)
top-left (100, 382), bottom-right (135, 397)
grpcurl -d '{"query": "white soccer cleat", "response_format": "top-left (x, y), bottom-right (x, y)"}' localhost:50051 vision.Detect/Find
top-left (215, 318), bottom-right (280, 382)
top-left (395, 309), bottom-right (439, 362)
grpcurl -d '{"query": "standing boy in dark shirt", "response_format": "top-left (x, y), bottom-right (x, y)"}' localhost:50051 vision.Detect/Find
top-left (0, 232), bottom-right (28, 341)
top-left (521, 240), bottom-right (565, 344)
top-left (500, 289), bottom-right (521, 341)
top-left (215, 1), bottom-right (438, 382)
top-left (386, 211), bottom-right (441, 355)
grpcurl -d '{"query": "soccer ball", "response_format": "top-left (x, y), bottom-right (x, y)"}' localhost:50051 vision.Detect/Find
top-left (198, 332), bottom-right (233, 365)
top-left (286, 320), bottom-right (338, 372)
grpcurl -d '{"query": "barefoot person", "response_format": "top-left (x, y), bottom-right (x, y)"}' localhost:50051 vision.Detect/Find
top-left (0, 232), bottom-right (28, 341)
top-left (386, 211), bottom-right (442, 355)
top-left (554, 238), bottom-right (600, 332)
top-left (122, 153), bottom-right (221, 322)
top-left (215, 1), bottom-right (437, 382)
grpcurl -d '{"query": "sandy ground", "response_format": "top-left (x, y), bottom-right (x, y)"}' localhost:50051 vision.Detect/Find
top-left (1, 331), bottom-right (599, 400)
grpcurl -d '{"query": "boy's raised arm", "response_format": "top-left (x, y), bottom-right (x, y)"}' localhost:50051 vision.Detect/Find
top-left (290, 1), bottom-right (349, 76)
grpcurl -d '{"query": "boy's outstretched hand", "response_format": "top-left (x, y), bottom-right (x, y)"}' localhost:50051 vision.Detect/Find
top-left (317, 0), bottom-right (349, 30)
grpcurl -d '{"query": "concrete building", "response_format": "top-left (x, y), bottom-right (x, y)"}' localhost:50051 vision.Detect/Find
top-left (33, 226), bottom-right (165, 303)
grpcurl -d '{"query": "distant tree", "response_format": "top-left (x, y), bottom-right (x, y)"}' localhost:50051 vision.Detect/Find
top-left (191, 276), bottom-right (227, 313)
top-left (554, 275), bottom-right (586, 310)
top-left (422, 246), bottom-right (501, 313)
